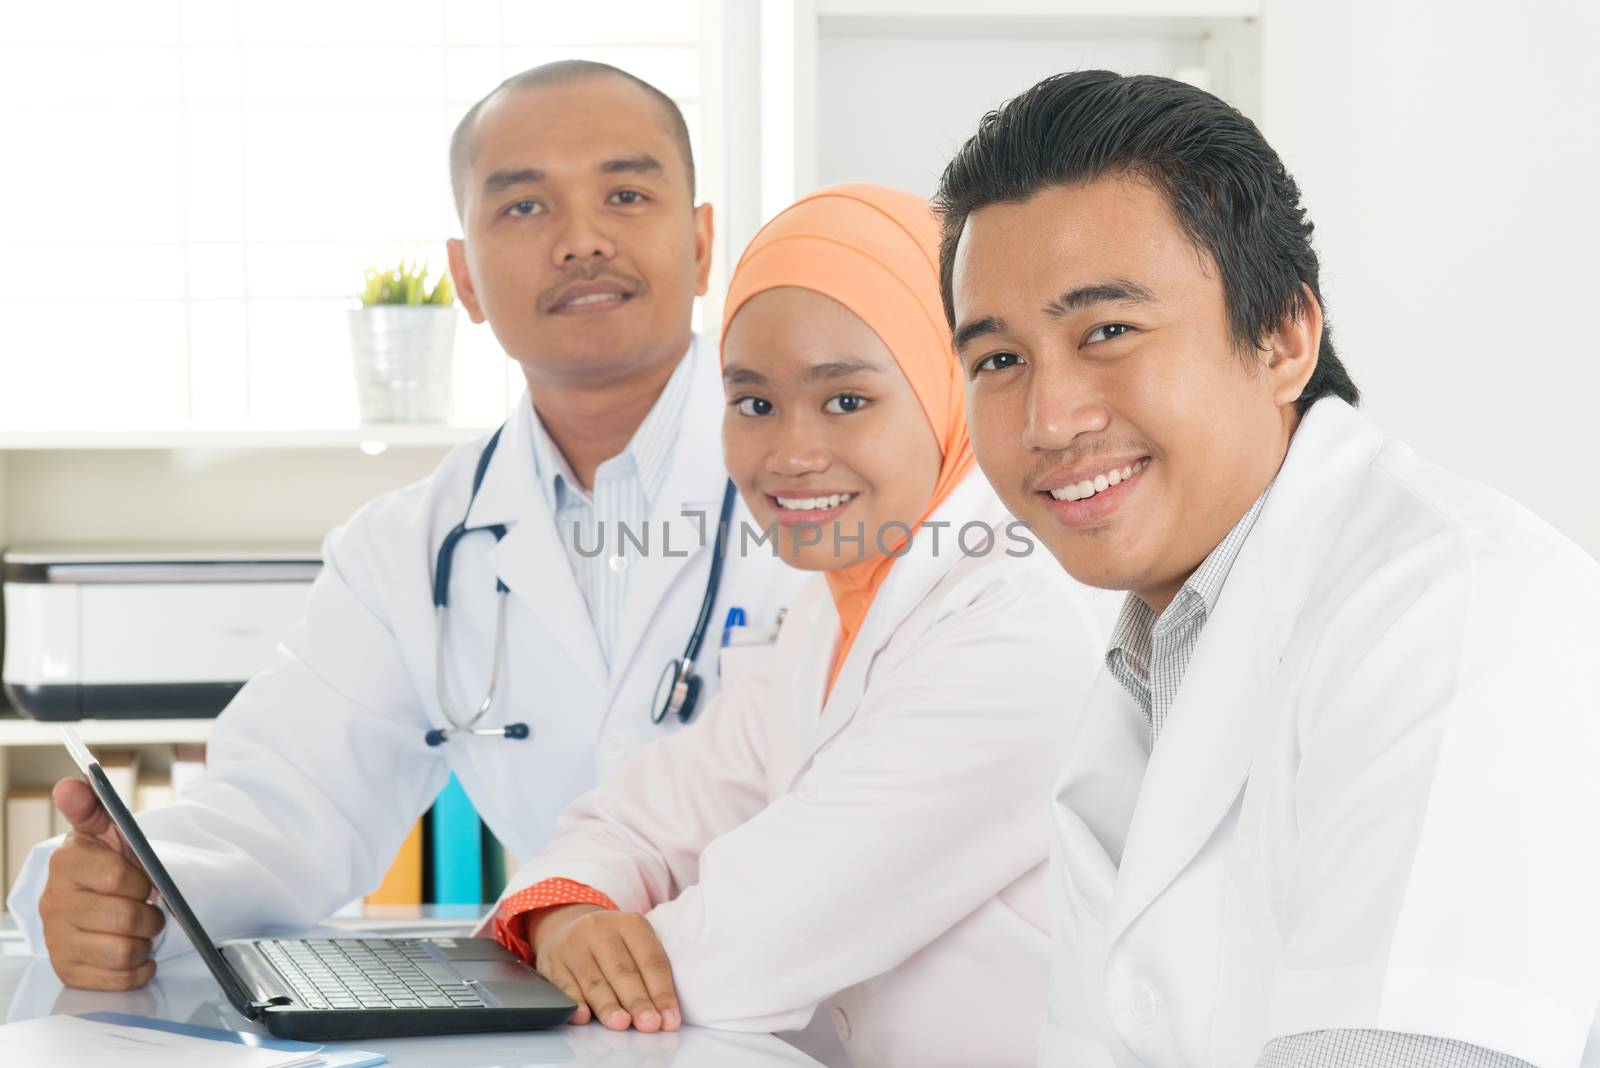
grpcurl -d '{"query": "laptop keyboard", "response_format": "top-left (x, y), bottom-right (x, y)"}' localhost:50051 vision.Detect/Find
top-left (258, 938), bottom-right (489, 1012)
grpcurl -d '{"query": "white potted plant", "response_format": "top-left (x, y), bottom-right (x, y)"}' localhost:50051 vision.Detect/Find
top-left (347, 259), bottom-right (458, 423)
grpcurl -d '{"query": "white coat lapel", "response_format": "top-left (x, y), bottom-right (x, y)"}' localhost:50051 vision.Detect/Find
top-left (1104, 398), bottom-right (1388, 945)
top-left (1052, 666), bottom-right (1149, 927)
top-left (764, 584), bottom-right (836, 791)
top-left (796, 473), bottom-right (999, 781)
top-left (465, 398), bottom-right (608, 693)
top-left (1104, 539), bottom-right (1277, 942)
top-left (609, 339), bottom-right (730, 692)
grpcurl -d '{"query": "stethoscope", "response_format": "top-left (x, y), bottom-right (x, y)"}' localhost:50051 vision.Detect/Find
top-left (425, 422), bottom-right (737, 746)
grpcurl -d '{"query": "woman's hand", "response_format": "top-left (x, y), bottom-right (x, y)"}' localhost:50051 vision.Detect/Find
top-left (532, 904), bottom-right (681, 1032)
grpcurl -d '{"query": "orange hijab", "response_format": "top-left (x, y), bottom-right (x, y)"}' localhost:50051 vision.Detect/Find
top-left (720, 183), bottom-right (975, 696)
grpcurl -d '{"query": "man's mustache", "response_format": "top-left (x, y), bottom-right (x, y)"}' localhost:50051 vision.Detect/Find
top-left (538, 265), bottom-right (645, 311)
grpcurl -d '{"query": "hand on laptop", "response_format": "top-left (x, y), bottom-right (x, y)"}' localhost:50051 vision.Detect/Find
top-left (37, 777), bottom-right (166, 991)
top-left (532, 904), bottom-right (680, 1033)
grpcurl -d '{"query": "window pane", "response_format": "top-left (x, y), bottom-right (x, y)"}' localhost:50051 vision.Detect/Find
top-left (241, 105), bottom-right (450, 243)
top-left (0, 47), bottom-right (182, 104)
top-left (0, 0), bottom-right (705, 430)
top-left (189, 299), bottom-right (249, 424)
top-left (239, 0), bottom-right (446, 48)
top-left (0, 107), bottom-right (185, 245)
top-left (0, 244), bottom-right (186, 302)
top-left (0, 301), bottom-right (188, 428)
top-left (247, 298), bottom-right (358, 425)
top-left (241, 46), bottom-right (446, 104)
top-left (6, 2), bottom-right (181, 47)
top-left (501, 1), bottom-right (699, 46)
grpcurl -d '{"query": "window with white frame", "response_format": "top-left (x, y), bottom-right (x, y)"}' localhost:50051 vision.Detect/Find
top-left (0, 0), bottom-right (704, 431)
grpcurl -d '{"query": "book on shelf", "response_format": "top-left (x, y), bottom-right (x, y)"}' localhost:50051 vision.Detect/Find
top-left (5, 786), bottom-right (53, 901)
top-left (366, 819), bottom-right (423, 906)
top-left (429, 774), bottom-right (483, 905)
top-left (171, 743), bottom-right (206, 797)
top-left (134, 768), bottom-right (173, 812)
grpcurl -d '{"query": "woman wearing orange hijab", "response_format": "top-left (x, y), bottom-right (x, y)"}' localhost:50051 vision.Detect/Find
top-left (493, 185), bottom-right (1111, 1067)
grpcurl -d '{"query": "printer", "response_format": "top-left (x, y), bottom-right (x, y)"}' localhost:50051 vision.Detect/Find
top-left (2, 546), bottom-right (321, 720)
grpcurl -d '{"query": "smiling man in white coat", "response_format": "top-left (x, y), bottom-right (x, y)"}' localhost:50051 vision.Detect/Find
top-left (939, 71), bottom-right (1600, 1066)
top-left (10, 61), bottom-right (801, 991)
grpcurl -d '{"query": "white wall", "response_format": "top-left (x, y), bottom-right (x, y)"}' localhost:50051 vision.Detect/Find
top-left (3, 447), bottom-right (450, 548)
top-left (806, 3), bottom-right (1600, 560)
top-left (1259, 0), bottom-right (1600, 558)
top-left (815, 24), bottom-right (1212, 197)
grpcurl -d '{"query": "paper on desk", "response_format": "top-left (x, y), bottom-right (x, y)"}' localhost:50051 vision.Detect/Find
top-left (0, 1013), bottom-right (320, 1068)
top-left (81, 1012), bottom-right (388, 1068)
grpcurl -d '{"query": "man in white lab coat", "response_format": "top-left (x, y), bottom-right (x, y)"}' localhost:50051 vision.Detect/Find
top-left (939, 71), bottom-right (1600, 1066)
top-left (10, 61), bottom-right (801, 993)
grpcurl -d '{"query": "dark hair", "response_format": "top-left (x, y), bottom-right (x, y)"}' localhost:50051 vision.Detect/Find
top-left (934, 70), bottom-right (1358, 413)
top-left (449, 60), bottom-right (696, 221)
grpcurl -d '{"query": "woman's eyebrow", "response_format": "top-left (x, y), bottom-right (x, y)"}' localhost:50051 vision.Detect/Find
top-left (722, 365), bottom-right (767, 386)
top-left (804, 358), bottom-right (884, 382)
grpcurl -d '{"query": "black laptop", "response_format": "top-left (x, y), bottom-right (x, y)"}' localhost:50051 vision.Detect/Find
top-left (61, 725), bottom-right (577, 1041)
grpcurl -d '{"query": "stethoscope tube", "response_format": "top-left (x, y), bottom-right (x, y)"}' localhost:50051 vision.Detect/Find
top-left (428, 425), bottom-right (529, 747)
top-left (650, 479), bottom-right (739, 726)
top-left (426, 423), bottom-right (736, 745)
top-left (684, 479), bottom-right (739, 665)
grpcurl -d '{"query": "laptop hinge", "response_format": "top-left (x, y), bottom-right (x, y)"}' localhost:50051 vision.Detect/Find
top-left (222, 943), bottom-right (296, 1013)
top-left (250, 996), bottom-right (294, 1011)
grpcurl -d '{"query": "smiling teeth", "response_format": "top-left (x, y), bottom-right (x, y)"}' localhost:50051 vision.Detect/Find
top-left (564, 292), bottom-right (623, 307)
top-left (776, 493), bottom-right (854, 511)
top-left (1049, 459), bottom-right (1149, 502)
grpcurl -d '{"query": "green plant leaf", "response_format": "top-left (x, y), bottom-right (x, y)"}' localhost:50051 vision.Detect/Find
top-left (360, 256), bottom-right (454, 306)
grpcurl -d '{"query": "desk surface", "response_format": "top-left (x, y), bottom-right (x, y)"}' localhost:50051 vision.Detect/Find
top-left (0, 929), bottom-right (824, 1068)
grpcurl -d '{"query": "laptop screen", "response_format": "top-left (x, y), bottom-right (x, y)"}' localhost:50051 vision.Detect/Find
top-left (59, 725), bottom-right (262, 1019)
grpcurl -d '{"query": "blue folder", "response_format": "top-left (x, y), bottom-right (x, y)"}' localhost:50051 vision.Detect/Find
top-left (429, 773), bottom-right (484, 904)
top-left (78, 1012), bottom-right (386, 1066)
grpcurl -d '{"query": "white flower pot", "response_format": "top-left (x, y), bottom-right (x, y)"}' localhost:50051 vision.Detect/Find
top-left (346, 305), bottom-right (459, 423)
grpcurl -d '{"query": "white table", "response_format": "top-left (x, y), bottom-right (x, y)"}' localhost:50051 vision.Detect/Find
top-left (0, 925), bottom-right (825, 1068)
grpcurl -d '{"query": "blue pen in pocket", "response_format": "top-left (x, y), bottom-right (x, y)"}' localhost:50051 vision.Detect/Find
top-left (718, 606), bottom-right (747, 675)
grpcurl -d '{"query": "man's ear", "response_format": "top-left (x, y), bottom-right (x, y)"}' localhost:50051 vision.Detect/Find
top-left (446, 238), bottom-right (486, 324)
top-left (692, 202), bottom-right (714, 298)
top-left (1264, 283), bottom-right (1323, 408)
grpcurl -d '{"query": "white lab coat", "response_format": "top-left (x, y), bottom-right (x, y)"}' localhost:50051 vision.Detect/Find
top-left (1040, 398), bottom-right (1600, 1067)
top-left (7, 336), bottom-right (807, 958)
top-left (493, 470), bottom-right (1117, 1068)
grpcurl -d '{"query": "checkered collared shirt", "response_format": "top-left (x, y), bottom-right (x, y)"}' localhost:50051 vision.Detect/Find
top-left (1101, 483), bottom-right (1531, 1068)
top-left (1105, 484), bottom-right (1268, 745)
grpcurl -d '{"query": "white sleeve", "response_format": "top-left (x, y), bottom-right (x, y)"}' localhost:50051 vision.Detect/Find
top-left (6, 513), bottom-right (449, 959)
top-left (646, 570), bottom-right (1097, 1034)
top-left (1264, 530), bottom-right (1600, 1068)
top-left (491, 661), bottom-right (777, 916)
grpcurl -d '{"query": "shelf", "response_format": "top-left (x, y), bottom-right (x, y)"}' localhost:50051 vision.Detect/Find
top-left (0, 424), bottom-right (492, 452)
top-left (0, 718), bottom-right (213, 746)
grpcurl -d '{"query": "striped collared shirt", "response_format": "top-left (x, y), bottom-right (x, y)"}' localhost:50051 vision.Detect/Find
top-left (527, 340), bottom-right (696, 672)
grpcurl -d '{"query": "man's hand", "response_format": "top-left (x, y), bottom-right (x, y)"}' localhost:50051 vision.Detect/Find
top-left (532, 904), bottom-right (680, 1032)
top-left (37, 778), bottom-right (165, 990)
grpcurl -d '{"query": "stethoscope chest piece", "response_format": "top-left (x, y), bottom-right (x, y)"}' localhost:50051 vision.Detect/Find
top-left (651, 656), bottom-right (703, 726)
